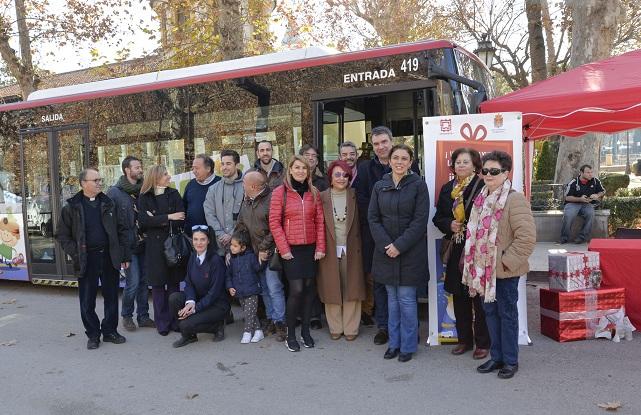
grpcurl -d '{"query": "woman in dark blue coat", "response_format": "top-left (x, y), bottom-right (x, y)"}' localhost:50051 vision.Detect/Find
top-left (169, 225), bottom-right (230, 348)
top-left (368, 144), bottom-right (429, 363)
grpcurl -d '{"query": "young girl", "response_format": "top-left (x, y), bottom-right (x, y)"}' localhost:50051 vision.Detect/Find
top-left (226, 229), bottom-right (265, 343)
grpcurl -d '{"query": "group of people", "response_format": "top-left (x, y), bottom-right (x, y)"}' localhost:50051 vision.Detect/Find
top-left (55, 125), bottom-right (536, 378)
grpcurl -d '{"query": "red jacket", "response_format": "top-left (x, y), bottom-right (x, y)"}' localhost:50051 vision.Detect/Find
top-left (269, 184), bottom-right (325, 256)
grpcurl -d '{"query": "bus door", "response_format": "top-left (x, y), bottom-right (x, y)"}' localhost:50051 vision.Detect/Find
top-left (19, 124), bottom-right (89, 283)
top-left (313, 83), bottom-right (434, 171)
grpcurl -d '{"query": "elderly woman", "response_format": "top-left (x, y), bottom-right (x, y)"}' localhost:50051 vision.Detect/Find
top-left (269, 155), bottom-right (325, 353)
top-left (433, 148), bottom-right (489, 359)
top-left (318, 160), bottom-right (366, 341)
top-left (137, 165), bottom-right (186, 336)
top-left (368, 144), bottom-right (429, 363)
top-left (168, 226), bottom-right (229, 348)
top-left (462, 151), bottom-right (535, 379)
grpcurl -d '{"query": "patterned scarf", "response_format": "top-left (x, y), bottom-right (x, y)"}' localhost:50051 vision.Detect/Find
top-left (450, 175), bottom-right (474, 243)
top-left (461, 178), bottom-right (512, 303)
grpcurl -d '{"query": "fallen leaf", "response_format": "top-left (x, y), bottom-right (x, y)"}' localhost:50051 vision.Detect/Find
top-left (66, 332), bottom-right (76, 337)
top-left (185, 393), bottom-right (199, 400)
top-left (1, 299), bottom-right (16, 304)
top-left (0, 339), bottom-right (17, 346)
top-left (598, 401), bottom-right (622, 411)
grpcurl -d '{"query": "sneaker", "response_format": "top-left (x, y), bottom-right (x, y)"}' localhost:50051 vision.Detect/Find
top-left (137, 317), bottom-right (156, 328)
top-left (274, 321), bottom-right (287, 342)
top-left (301, 333), bottom-right (315, 348)
top-left (103, 332), bottom-right (126, 344)
top-left (122, 317), bottom-right (137, 332)
top-left (251, 330), bottom-right (265, 343)
top-left (241, 332), bottom-right (252, 344)
top-left (86, 337), bottom-right (100, 350)
top-left (286, 337), bottom-right (300, 352)
top-left (172, 335), bottom-right (197, 348)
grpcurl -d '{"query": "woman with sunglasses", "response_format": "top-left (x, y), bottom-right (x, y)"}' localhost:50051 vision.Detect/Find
top-left (368, 144), bottom-right (429, 362)
top-left (137, 165), bottom-right (187, 336)
top-left (169, 225), bottom-right (230, 347)
top-left (317, 160), bottom-right (366, 341)
top-left (269, 155), bottom-right (325, 352)
top-left (462, 151), bottom-right (535, 379)
top-left (433, 148), bottom-right (490, 360)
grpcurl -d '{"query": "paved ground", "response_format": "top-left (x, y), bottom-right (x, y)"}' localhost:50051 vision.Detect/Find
top-left (1, 279), bottom-right (639, 415)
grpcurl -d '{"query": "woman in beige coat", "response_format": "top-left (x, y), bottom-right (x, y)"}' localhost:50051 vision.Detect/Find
top-left (317, 160), bottom-right (366, 340)
top-left (461, 151), bottom-right (535, 380)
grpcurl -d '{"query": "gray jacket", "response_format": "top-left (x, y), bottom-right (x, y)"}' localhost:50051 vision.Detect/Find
top-left (204, 170), bottom-right (244, 255)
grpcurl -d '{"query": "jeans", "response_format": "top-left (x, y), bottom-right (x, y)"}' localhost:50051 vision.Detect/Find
top-left (375, 281), bottom-right (388, 329)
top-left (78, 249), bottom-right (119, 339)
top-left (121, 254), bottom-right (150, 321)
top-left (385, 285), bottom-right (418, 354)
top-left (483, 277), bottom-right (520, 365)
top-left (561, 202), bottom-right (594, 242)
top-left (260, 267), bottom-right (286, 323)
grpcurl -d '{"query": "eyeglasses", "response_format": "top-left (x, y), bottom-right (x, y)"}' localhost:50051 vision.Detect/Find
top-left (332, 172), bottom-right (350, 178)
top-left (84, 178), bottom-right (103, 184)
top-left (191, 225), bottom-right (209, 231)
top-left (481, 168), bottom-right (507, 176)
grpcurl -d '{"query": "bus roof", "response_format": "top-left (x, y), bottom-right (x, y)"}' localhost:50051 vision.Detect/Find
top-left (0, 39), bottom-right (460, 112)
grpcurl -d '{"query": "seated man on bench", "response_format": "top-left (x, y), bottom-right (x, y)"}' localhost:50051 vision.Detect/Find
top-left (560, 164), bottom-right (605, 244)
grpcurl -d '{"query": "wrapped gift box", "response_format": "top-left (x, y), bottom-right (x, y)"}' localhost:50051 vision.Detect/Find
top-left (540, 287), bottom-right (625, 342)
top-left (548, 251), bottom-right (600, 292)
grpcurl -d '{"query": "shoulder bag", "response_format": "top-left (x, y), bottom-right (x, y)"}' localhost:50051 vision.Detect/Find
top-left (163, 221), bottom-right (192, 267)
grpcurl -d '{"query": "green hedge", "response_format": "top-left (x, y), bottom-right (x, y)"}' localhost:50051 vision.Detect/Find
top-left (601, 174), bottom-right (630, 196)
top-left (535, 141), bottom-right (557, 181)
top-left (615, 187), bottom-right (641, 197)
top-left (602, 196), bottom-right (641, 235)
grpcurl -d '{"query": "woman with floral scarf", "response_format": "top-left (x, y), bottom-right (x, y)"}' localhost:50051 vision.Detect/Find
top-left (433, 148), bottom-right (489, 360)
top-left (461, 151), bottom-right (535, 379)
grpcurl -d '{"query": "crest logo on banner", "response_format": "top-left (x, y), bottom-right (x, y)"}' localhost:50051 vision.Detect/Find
top-left (423, 112), bottom-right (531, 347)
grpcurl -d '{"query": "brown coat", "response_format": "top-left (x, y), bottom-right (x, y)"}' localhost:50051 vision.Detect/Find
top-left (495, 191), bottom-right (536, 278)
top-left (317, 188), bottom-right (366, 304)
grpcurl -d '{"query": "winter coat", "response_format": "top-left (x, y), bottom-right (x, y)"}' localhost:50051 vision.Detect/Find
top-left (494, 191), bottom-right (536, 278)
top-left (432, 175), bottom-right (484, 295)
top-left (184, 249), bottom-right (228, 313)
top-left (203, 171), bottom-right (244, 255)
top-left (55, 192), bottom-right (130, 277)
top-left (253, 158), bottom-right (284, 189)
top-left (269, 183), bottom-right (326, 256)
top-left (225, 249), bottom-right (263, 298)
top-left (317, 189), bottom-right (366, 305)
top-left (368, 172), bottom-right (430, 287)
top-left (106, 181), bottom-right (142, 255)
top-left (236, 187), bottom-right (274, 254)
top-left (312, 169), bottom-right (329, 192)
top-left (137, 187), bottom-right (187, 286)
top-left (355, 156), bottom-right (420, 273)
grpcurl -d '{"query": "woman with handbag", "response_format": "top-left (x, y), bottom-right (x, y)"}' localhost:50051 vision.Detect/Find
top-left (317, 160), bottom-right (366, 341)
top-left (269, 155), bottom-right (325, 352)
top-left (138, 165), bottom-right (187, 336)
top-left (433, 147), bottom-right (490, 359)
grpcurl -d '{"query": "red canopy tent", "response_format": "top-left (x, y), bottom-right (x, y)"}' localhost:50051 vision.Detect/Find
top-left (479, 48), bottom-right (641, 139)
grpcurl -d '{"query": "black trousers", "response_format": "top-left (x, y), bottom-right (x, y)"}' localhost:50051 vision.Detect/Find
top-left (453, 293), bottom-right (490, 349)
top-left (78, 249), bottom-right (119, 339)
top-left (168, 292), bottom-right (230, 337)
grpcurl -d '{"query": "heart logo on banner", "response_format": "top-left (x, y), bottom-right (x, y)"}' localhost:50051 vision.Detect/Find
top-left (460, 123), bottom-right (488, 141)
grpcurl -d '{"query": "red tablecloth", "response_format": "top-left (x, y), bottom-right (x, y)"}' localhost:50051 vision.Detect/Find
top-left (589, 239), bottom-right (641, 329)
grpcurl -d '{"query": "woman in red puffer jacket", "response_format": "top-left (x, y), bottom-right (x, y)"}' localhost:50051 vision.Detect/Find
top-left (269, 155), bottom-right (325, 352)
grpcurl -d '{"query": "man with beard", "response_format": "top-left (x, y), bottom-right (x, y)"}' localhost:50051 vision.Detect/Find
top-left (253, 140), bottom-right (284, 189)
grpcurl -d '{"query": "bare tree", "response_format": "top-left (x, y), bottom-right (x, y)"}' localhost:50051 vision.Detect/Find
top-left (526, 0), bottom-right (547, 82)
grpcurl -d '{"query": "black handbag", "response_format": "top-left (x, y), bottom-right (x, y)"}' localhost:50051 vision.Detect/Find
top-left (163, 221), bottom-right (192, 267)
top-left (268, 186), bottom-right (287, 272)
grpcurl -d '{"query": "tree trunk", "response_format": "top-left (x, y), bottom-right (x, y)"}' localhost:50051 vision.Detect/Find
top-left (526, 0), bottom-right (547, 82)
top-left (554, 0), bottom-right (621, 185)
top-left (0, 0), bottom-right (36, 99)
top-left (540, 0), bottom-right (557, 75)
top-left (217, 0), bottom-right (245, 60)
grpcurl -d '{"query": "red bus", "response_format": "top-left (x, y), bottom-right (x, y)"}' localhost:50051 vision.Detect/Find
top-left (0, 39), bottom-right (493, 286)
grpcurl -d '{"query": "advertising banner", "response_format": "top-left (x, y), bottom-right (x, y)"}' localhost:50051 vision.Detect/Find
top-left (423, 112), bottom-right (531, 346)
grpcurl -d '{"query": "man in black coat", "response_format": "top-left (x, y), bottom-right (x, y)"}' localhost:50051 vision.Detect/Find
top-left (354, 126), bottom-right (420, 345)
top-left (56, 168), bottom-right (130, 350)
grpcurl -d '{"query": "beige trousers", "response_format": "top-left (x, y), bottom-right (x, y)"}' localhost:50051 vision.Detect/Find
top-left (325, 257), bottom-right (362, 336)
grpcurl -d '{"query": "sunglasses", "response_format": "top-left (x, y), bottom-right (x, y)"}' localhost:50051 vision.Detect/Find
top-left (191, 225), bottom-right (209, 231)
top-left (481, 167), bottom-right (507, 176)
top-left (332, 171), bottom-right (350, 178)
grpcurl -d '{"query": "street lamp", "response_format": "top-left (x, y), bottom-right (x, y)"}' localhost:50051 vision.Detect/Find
top-left (474, 33), bottom-right (497, 69)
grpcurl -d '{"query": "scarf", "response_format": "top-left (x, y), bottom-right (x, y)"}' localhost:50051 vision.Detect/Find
top-left (291, 177), bottom-right (309, 198)
top-left (116, 175), bottom-right (142, 196)
top-left (450, 175), bottom-right (474, 243)
top-left (461, 178), bottom-right (512, 303)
